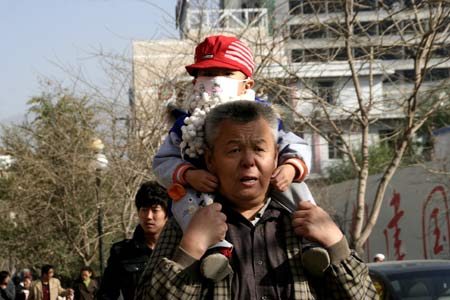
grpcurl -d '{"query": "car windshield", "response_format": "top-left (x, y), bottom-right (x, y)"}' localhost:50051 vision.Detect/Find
top-left (385, 270), bottom-right (450, 300)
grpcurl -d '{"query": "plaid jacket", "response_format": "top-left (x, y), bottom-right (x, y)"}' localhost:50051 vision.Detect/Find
top-left (136, 216), bottom-right (377, 300)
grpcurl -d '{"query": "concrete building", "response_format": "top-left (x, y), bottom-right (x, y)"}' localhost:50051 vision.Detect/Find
top-left (132, 0), bottom-right (450, 175)
top-left (433, 126), bottom-right (450, 165)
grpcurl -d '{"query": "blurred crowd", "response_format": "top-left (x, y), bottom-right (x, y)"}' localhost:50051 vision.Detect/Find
top-left (0, 265), bottom-right (97, 300)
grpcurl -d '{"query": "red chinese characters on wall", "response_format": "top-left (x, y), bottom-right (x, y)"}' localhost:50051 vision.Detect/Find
top-left (383, 191), bottom-right (406, 260)
top-left (422, 185), bottom-right (450, 259)
top-left (349, 185), bottom-right (449, 260)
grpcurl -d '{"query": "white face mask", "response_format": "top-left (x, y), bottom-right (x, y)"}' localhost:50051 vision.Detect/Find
top-left (193, 76), bottom-right (248, 100)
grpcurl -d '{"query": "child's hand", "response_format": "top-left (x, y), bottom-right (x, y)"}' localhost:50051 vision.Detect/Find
top-left (270, 164), bottom-right (296, 192)
top-left (185, 169), bottom-right (219, 193)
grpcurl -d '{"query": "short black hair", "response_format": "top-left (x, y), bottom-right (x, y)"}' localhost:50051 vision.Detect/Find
top-left (135, 181), bottom-right (169, 213)
top-left (41, 264), bottom-right (54, 276)
top-left (0, 271), bottom-right (10, 284)
top-left (12, 275), bottom-right (21, 285)
top-left (80, 266), bottom-right (93, 274)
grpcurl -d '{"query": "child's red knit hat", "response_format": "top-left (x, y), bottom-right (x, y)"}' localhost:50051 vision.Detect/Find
top-left (185, 35), bottom-right (255, 78)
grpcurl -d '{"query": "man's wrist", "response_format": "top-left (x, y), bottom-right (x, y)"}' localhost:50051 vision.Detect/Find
top-left (321, 231), bottom-right (344, 248)
top-left (180, 237), bottom-right (207, 260)
top-left (326, 235), bottom-right (351, 263)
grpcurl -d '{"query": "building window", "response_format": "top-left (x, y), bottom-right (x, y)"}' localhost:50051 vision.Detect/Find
top-left (328, 133), bottom-right (343, 159)
top-left (316, 80), bottom-right (336, 104)
top-left (303, 0), bottom-right (325, 14)
top-left (437, 18), bottom-right (450, 33)
top-left (289, 0), bottom-right (343, 14)
top-left (355, 0), bottom-right (378, 11)
top-left (379, 0), bottom-right (397, 9)
top-left (354, 21), bottom-right (378, 36)
top-left (423, 68), bottom-right (450, 81)
top-left (291, 49), bottom-right (304, 62)
top-left (304, 26), bottom-right (327, 39)
top-left (380, 19), bottom-right (398, 35)
top-left (331, 48), bottom-right (348, 60)
top-left (290, 25), bottom-right (303, 39)
top-left (379, 129), bottom-right (396, 151)
top-left (354, 47), bottom-right (371, 60)
top-left (404, 0), bottom-right (423, 8)
top-left (327, 22), bottom-right (342, 38)
top-left (327, 0), bottom-right (343, 12)
top-left (401, 69), bottom-right (415, 81)
top-left (432, 44), bottom-right (450, 58)
top-left (304, 48), bottom-right (329, 62)
top-left (377, 46), bottom-right (405, 60)
top-left (289, 0), bottom-right (303, 15)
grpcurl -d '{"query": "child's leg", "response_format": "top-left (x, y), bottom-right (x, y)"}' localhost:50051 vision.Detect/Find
top-left (270, 182), bottom-right (330, 277)
top-left (170, 187), bottom-right (233, 249)
top-left (170, 187), bottom-right (233, 281)
top-left (269, 181), bottom-right (315, 213)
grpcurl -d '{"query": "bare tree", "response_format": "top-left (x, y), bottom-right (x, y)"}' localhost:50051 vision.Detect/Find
top-left (0, 93), bottom-right (104, 274)
top-left (0, 79), bottom-right (167, 276)
top-left (243, 0), bottom-right (450, 254)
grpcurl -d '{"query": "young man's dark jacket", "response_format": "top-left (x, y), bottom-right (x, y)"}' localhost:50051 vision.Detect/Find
top-left (98, 225), bottom-right (152, 300)
top-left (0, 280), bottom-right (15, 300)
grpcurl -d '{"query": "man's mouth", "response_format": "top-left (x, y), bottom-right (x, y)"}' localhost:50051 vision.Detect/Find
top-left (240, 176), bottom-right (257, 182)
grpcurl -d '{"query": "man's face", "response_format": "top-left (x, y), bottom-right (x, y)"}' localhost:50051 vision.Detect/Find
top-left (80, 270), bottom-right (92, 281)
top-left (138, 205), bottom-right (167, 236)
top-left (42, 269), bottom-right (54, 281)
top-left (23, 278), bottom-right (31, 289)
top-left (205, 118), bottom-right (278, 211)
top-left (196, 67), bottom-right (254, 96)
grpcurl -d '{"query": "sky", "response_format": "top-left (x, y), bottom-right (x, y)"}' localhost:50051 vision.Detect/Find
top-left (0, 0), bottom-right (178, 124)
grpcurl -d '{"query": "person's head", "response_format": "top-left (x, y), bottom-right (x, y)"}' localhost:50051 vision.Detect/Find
top-left (204, 100), bottom-right (279, 213)
top-left (23, 277), bottom-right (31, 289)
top-left (21, 269), bottom-right (32, 281)
top-left (135, 181), bottom-right (169, 237)
top-left (0, 271), bottom-right (10, 286)
top-left (79, 266), bottom-right (93, 281)
top-left (12, 275), bottom-right (21, 286)
top-left (40, 264), bottom-right (54, 281)
top-left (185, 35), bottom-right (255, 97)
top-left (373, 253), bottom-right (385, 262)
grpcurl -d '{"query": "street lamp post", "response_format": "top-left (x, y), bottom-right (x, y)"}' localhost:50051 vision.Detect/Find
top-left (91, 138), bottom-right (108, 277)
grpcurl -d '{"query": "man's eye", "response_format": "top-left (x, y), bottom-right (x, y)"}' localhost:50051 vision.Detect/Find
top-left (255, 147), bottom-right (265, 152)
top-left (228, 148), bottom-right (240, 153)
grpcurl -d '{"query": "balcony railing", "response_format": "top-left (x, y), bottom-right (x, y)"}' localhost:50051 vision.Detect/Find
top-left (185, 8), bottom-right (268, 30)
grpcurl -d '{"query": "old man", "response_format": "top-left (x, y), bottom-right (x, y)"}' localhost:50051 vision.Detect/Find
top-left (137, 100), bottom-right (377, 299)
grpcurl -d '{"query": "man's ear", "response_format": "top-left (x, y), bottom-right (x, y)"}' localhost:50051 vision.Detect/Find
top-left (274, 144), bottom-right (280, 168)
top-left (204, 147), bottom-right (216, 174)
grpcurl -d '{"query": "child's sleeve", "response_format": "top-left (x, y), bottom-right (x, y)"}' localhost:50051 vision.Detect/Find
top-left (152, 116), bottom-right (195, 188)
top-left (277, 129), bottom-right (312, 182)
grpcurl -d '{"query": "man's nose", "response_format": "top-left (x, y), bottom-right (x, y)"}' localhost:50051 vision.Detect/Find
top-left (241, 150), bottom-right (256, 167)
